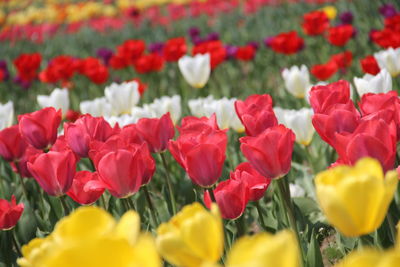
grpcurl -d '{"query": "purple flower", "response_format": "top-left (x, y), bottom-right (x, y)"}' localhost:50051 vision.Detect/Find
top-left (339, 11), bottom-right (353, 24)
top-left (148, 42), bottom-right (164, 54)
top-left (206, 32), bottom-right (220, 41)
top-left (0, 60), bottom-right (10, 81)
top-left (13, 76), bottom-right (31, 90)
top-left (225, 45), bottom-right (238, 59)
top-left (379, 4), bottom-right (397, 18)
top-left (192, 36), bottom-right (204, 45)
top-left (247, 41), bottom-right (259, 50)
top-left (96, 48), bottom-right (113, 66)
top-left (188, 27), bottom-right (200, 38)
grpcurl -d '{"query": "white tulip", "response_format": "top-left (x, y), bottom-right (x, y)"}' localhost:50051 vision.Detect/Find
top-left (282, 65), bottom-right (311, 98)
top-left (178, 54), bottom-right (211, 88)
top-left (104, 81), bottom-right (140, 116)
top-left (289, 183), bottom-right (305, 198)
top-left (374, 47), bottom-right (400, 77)
top-left (273, 107), bottom-right (315, 146)
top-left (37, 88), bottom-right (69, 116)
top-left (105, 114), bottom-right (136, 128)
top-left (354, 68), bottom-right (392, 97)
top-left (144, 95), bottom-right (182, 124)
top-left (80, 97), bottom-right (112, 117)
top-left (0, 101), bottom-right (13, 130)
top-left (188, 96), bottom-right (244, 132)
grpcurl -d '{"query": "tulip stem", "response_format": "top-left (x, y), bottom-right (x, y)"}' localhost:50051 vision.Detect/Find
top-left (386, 213), bottom-right (396, 244)
top-left (10, 229), bottom-right (21, 256)
top-left (100, 194), bottom-right (107, 210)
top-left (59, 195), bottom-right (70, 215)
top-left (275, 178), bottom-right (304, 260)
top-left (255, 201), bottom-right (267, 230)
top-left (142, 186), bottom-right (159, 227)
top-left (208, 188), bottom-right (217, 203)
top-left (235, 215), bottom-right (246, 237)
top-left (15, 165), bottom-right (29, 200)
top-left (160, 153), bottom-right (177, 215)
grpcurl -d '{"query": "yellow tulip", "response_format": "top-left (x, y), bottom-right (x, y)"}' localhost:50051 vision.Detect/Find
top-left (321, 6), bottom-right (337, 20)
top-left (334, 249), bottom-right (400, 267)
top-left (315, 157), bottom-right (398, 237)
top-left (18, 206), bottom-right (161, 267)
top-left (226, 230), bottom-right (300, 267)
top-left (156, 202), bottom-right (224, 267)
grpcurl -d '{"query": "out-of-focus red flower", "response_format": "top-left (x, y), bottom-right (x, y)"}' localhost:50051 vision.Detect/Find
top-left (169, 124), bottom-right (227, 188)
top-left (18, 107), bottom-right (62, 150)
top-left (269, 31), bottom-right (304, 55)
top-left (39, 55), bottom-right (76, 83)
top-left (204, 179), bottom-right (249, 220)
top-left (370, 28), bottom-right (400, 49)
top-left (231, 162), bottom-right (271, 201)
top-left (0, 195), bottom-right (24, 230)
top-left (134, 113), bottom-right (175, 153)
top-left (0, 69), bottom-right (4, 82)
top-left (385, 14), bottom-right (400, 32)
top-left (302, 10), bottom-right (330, 36)
top-left (28, 150), bottom-right (77, 196)
top-left (13, 53), bottom-right (42, 82)
top-left (309, 80), bottom-right (351, 114)
top-left (67, 171), bottom-right (104, 205)
top-left (360, 55), bottom-right (380, 75)
top-left (235, 94), bottom-right (277, 136)
top-left (311, 60), bottom-right (338, 81)
top-left (78, 57), bottom-right (109, 84)
top-left (163, 37), bottom-right (187, 62)
top-left (133, 53), bottom-right (164, 73)
top-left (64, 114), bottom-right (117, 158)
top-left (240, 125), bottom-right (295, 179)
top-left (65, 110), bottom-right (81, 122)
top-left (331, 51), bottom-right (353, 69)
top-left (327, 25), bottom-right (354, 46)
top-left (193, 40), bottom-right (227, 68)
top-left (118, 39), bottom-right (146, 64)
top-left (235, 45), bottom-right (256, 61)
top-left (0, 125), bottom-right (28, 162)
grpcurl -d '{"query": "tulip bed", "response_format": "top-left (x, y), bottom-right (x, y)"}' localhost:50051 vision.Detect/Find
top-left (1, 0), bottom-right (400, 266)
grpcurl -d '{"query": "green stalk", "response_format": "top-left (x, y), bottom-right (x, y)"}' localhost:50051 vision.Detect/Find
top-left (255, 201), bottom-right (267, 230)
top-left (59, 195), bottom-right (71, 216)
top-left (142, 186), bottom-right (159, 228)
top-left (160, 153), bottom-right (177, 215)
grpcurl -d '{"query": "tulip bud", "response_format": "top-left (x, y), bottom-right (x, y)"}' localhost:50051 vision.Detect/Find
top-left (18, 107), bottom-right (62, 150)
top-left (178, 54), bottom-right (211, 88)
top-left (0, 125), bottom-right (28, 161)
top-left (67, 171), bottom-right (105, 205)
top-left (0, 195), bottom-right (24, 230)
top-left (27, 150), bottom-right (77, 196)
top-left (354, 69), bottom-right (392, 97)
top-left (281, 65), bottom-right (311, 98)
top-left (374, 47), bottom-right (400, 77)
top-left (104, 81), bottom-right (140, 116)
top-left (79, 97), bottom-right (112, 117)
top-left (0, 101), bottom-right (14, 130)
top-left (315, 157), bottom-right (398, 237)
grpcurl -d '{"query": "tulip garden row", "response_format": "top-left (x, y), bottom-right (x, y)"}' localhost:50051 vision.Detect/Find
top-left (1, 0), bottom-right (400, 266)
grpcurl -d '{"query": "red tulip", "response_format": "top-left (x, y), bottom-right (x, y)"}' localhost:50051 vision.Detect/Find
top-left (91, 143), bottom-right (155, 198)
top-left (235, 45), bottom-right (256, 61)
top-left (133, 53), bottom-right (165, 73)
top-left (230, 162), bottom-right (271, 201)
top-left (10, 145), bottom-right (41, 178)
top-left (193, 40), bottom-right (227, 69)
top-left (331, 51), bottom-right (353, 69)
top-left (235, 94), bottom-right (277, 136)
top-left (117, 39), bottom-right (146, 65)
top-left (327, 25), bottom-right (354, 46)
top-left (67, 171), bottom-right (104, 205)
top-left (302, 11), bottom-right (329, 36)
top-left (240, 125), bottom-right (295, 179)
top-left (135, 113), bottom-right (175, 153)
top-left (78, 57), bottom-right (109, 84)
top-left (65, 110), bottom-right (81, 122)
top-left (359, 91), bottom-right (400, 117)
top-left (13, 53), bottom-right (42, 82)
top-left (311, 60), bottom-right (338, 81)
top-left (0, 125), bottom-right (28, 162)
top-left (204, 179), bottom-right (249, 220)
top-left (0, 196), bottom-right (24, 230)
top-left (169, 127), bottom-right (227, 187)
top-left (270, 31), bottom-right (304, 55)
top-left (178, 114), bottom-right (220, 135)
top-left (360, 55), bottom-right (380, 75)
top-left (27, 150), bottom-right (77, 196)
top-left (39, 55), bottom-right (76, 83)
top-left (18, 107), bottom-right (62, 150)
top-left (163, 37), bottom-right (187, 62)
top-left (334, 119), bottom-right (397, 172)
top-left (64, 114), bottom-right (117, 157)
top-left (309, 80), bottom-right (351, 114)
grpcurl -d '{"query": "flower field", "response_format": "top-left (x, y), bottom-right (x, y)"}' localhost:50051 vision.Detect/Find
top-left (1, 0), bottom-right (400, 266)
